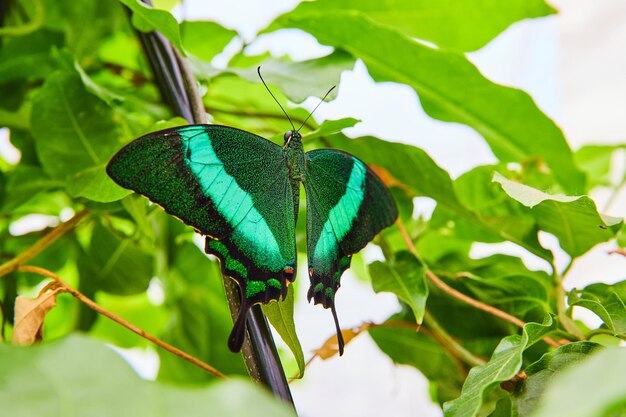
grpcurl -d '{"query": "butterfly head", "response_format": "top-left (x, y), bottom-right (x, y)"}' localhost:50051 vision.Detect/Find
top-left (283, 130), bottom-right (302, 146)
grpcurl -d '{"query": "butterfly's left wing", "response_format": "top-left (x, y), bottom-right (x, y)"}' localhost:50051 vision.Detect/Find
top-left (303, 149), bottom-right (397, 354)
top-left (107, 125), bottom-right (297, 352)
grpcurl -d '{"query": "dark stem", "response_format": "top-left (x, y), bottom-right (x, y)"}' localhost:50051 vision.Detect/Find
top-left (129, 0), bottom-right (294, 406)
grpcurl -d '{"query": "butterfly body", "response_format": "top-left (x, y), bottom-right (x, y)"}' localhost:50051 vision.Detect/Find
top-left (107, 124), bottom-right (397, 354)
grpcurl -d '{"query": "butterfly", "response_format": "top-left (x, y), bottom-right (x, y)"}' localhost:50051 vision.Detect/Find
top-left (106, 81), bottom-right (397, 356)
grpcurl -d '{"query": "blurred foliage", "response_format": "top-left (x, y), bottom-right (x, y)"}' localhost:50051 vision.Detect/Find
top-left (0, 0), bottom-right (624, 416)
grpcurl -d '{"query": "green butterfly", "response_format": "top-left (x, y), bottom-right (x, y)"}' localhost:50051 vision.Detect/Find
top-left (107, 120), bottom-right (397, 356)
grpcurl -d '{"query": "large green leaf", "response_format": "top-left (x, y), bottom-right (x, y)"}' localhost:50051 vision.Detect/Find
top-left (0, 30), bottom-right (63, 84)
top-left (0, 166), bottom-right (63, 215)
top-left (30, 71), bottom-right (130, 202)
top-left (181, 21), bottom-right (237, 62)
top-left (370, 251), bottom-right (428, 324)
top-left (532, 347), bottom-right (626, 417)
top-left (271, 8), bottom-right (584, 193)
top-left (0, 334), bottom-right (296, 417)
top-left (78, 221), bottom-right (153, 295)
top-left (443, 315), bottom-right (555, 417)
top-left (272, 0), bottom-right (555, 52)
top-left (262, 285), bottom-right (305, 377)
top-left (493, 172), bottom-right (622, 257)
top-left (512, 342), bottom-right (603, 417)
top-left (118, 0), bottom-right (184, 53)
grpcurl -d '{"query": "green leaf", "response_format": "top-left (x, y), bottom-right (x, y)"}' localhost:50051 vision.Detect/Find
top-left (0, 29), bottom-right (63, 84)
top-left (303, 117), bottom-right (360, 141)
top-left (268, 0), bottom-right (555, 52)
top-left (436, 253), bottom-right (551, 320)
top-left (45, 1), bottom-right (127, 61)
top-left (489, 396), bottom-right (513, 417)
top-left (454, 166), bottom-right (552, 261)
top-left (0, 334), bottom-right (296, 417)
top-left (118, 0), bottom-right (185, 53)
top-left (30, 71), bottom-right (130, 202)
top-left (181, 21), bottom-right (237, 62)
top-left (493, 172), bottom-right (622, 257)
top-left (532, 347), bottom-right (626, 417)
top-left (443, 315), bottom-right (555, 417)
top-left (574, 145), bottom-right (626, 190)
top-left (370, 251), bottom-right (428, 323)
top-left (271, 9), bottom-right (584, 193)
top-left (513, 342), bottom-right (603, 417)
top-left (582, 279), bottom-right (626, 305)
top-left (79, 221), bottom-right (153, 295)
top-left (0, 166), bottom-right (63, 215)
top-left (262, 285), bottom-right (305, 377)
top-left (229, 51), bottom-right (355, 103)
top-left (569, 290), bottom-right (626, 337)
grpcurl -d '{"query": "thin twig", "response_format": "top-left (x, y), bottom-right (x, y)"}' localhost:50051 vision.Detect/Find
top-left (395, 219), bottom-right (562, 348)
top-left (17, 265), bottom-right (226, 379)
top-left (0, 209), bottom-right (90, 278)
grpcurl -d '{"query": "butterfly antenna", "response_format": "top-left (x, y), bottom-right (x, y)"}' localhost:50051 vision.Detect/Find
top-left (257, 66), bottom-right (296, 132)
top-left (298, 85), bottom-right (336, 132)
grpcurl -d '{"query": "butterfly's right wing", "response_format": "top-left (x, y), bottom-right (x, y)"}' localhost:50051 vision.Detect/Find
top-left (107, 125), bottom-right (298, 351)
top-left (304, 149), bottom-right (397, 353)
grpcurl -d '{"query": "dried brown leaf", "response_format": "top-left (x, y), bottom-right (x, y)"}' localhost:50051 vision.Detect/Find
top-left (12, 283), bottom-right (64, 345)
top-left (314, 323), bottom-right (371, 360)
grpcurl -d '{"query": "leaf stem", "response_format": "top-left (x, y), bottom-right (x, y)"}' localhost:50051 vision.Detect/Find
top-left (423, 311), bottom-right (486, 368)
top-left (0, 209), bottom-right (90, 279)
top-left (17, 265), bottom-right (226, 379)
top-left (552, 259), bottom-right (585, 340)
top-left (395, 219), bottom-right (562, 348)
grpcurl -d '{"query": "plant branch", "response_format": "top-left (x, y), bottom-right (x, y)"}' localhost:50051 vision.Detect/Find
top-left (0, 209), bottom-right (90, 278)
top-left (552, 260), bottom-right (585, 340)
top-left (18, 265), bottom-right (226, 379)
top-left (395, 219), bottom-right (563, 348)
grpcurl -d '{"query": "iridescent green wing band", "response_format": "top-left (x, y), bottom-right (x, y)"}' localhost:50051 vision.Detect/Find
top-left (107, 125), bottom-right (298, 351)
top-left (303, 149), bottom-right (398, 353)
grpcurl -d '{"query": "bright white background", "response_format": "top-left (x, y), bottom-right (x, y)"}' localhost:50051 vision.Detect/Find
top-left (1, 1), bottom-right (625, 416)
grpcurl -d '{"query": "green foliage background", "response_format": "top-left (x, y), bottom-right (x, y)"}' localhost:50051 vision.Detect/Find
top-left (1, 0), bottom-right (625, 416)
